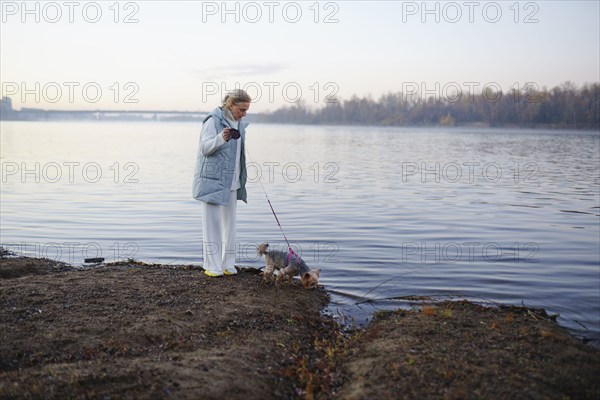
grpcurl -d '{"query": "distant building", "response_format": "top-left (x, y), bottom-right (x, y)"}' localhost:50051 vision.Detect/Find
top-left (1, 96), bottom-right (15, 120)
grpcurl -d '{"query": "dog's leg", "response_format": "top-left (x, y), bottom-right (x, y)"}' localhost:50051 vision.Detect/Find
top-left (275, 268), bottom-right (285, 284)
top-left (263, 258), bottom-right (275, 282)
top-left (275, 265), bottom-right (290, 284)
top-left (279, 264), bottom-right (297, 285)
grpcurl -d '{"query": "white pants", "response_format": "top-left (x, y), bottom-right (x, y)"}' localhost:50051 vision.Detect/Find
top-left (202, 190), bottom-right (238, 274)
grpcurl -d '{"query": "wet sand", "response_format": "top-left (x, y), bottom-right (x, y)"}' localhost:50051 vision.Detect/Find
top-left (1, 255), bottom-right (598, 399)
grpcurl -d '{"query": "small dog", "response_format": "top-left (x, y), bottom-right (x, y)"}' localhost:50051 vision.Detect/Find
top-left (257, 243), bottom-right (321, 289)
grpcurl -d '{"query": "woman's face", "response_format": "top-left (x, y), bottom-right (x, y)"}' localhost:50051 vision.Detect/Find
top-left (229, 102), bottom-right (250, 121)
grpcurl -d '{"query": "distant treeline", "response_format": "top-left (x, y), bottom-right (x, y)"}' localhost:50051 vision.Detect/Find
top-left (257, 82), bottom-right (600, 130)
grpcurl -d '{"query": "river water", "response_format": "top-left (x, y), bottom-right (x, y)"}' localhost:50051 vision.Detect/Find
top-left (1, 121), bottom-right (598, 342)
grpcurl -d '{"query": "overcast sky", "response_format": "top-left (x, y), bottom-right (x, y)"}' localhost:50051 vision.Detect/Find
top-left (1, 0), bottom-right (599, 113)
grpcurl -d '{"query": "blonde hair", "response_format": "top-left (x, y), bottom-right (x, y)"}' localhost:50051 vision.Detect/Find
top-left (222, 89), bottom-right (252, 108)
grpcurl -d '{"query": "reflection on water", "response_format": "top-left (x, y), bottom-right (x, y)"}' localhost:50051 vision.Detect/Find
top-left (1, 121), bottom-right (599, 342)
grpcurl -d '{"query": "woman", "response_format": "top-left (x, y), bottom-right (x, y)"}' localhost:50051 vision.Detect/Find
top-left (192, 89), bottom-right (251, 277)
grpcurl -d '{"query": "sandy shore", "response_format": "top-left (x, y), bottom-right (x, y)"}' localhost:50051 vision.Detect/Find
top-left (1, 255), bottom-right (599, 399)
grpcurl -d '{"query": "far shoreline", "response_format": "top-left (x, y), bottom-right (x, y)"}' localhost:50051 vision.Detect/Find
top-left (2, 117), bottom-right (599, 132)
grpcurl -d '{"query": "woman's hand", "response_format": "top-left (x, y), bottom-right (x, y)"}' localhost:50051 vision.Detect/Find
top-left (221, 128), bottom-right (232, 142)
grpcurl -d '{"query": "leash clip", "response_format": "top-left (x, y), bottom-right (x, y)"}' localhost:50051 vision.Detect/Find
top-left (287, 247), bottom-right (298, 266)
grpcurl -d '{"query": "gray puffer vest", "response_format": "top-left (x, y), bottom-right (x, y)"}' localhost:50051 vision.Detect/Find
top-left (192, 107), bottom-right (248, 205)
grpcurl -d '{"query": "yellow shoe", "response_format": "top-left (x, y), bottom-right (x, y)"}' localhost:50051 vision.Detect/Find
top-left (203, 270), bottom-right (222, 277)
top-left (223, 268), bottom-right (237, 276)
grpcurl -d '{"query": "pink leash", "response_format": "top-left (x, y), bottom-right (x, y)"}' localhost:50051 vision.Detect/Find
top-left (245, 147), bottom-right (298, 266)
top-left (266, 197), bottom-right (299, 265)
